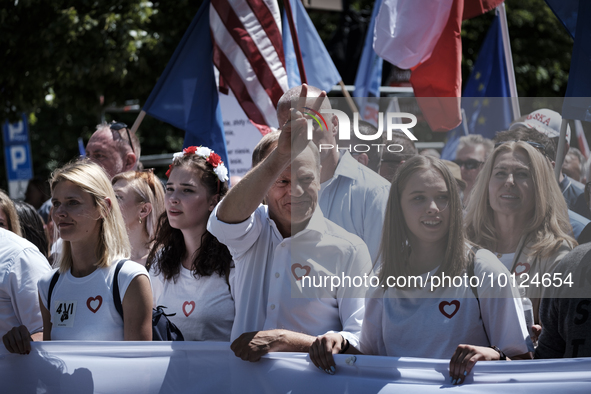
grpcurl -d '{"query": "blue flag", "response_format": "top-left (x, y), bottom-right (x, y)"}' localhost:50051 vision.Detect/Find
top-left (354, 0), bottom-right (383, 99)
top-left (282, 0), bottom-right (341, 91)
top-left (441, 13), bottom-right (512, 160)
top-left (143, 0), bottom-right (228, 168)
top-left (544, 0), bottom-right (578, 39)
top-left (562, 0), bottom-right (591, 122)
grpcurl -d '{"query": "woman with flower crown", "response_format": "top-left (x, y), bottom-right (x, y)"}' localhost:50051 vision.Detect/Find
top-left (146, 146), bottom-right (235, 341)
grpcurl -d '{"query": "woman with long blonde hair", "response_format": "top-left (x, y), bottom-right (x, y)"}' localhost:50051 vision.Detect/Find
top-left (3, 160), bottom-right (152, 353)
top-left (465, 140), bottom-right (576, 324)
top-left (112, 170), bottom-right (165, 266)
top-left (311, 155), bottom-right (532, 385)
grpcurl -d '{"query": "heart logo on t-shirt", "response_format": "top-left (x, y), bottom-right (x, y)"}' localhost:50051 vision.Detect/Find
top-left (291, 263), bottom-right (311, 281)
top-left (183, 301), bottom-right (195, 317)
top-left (87, 296), bottom-right (103, 313)
top-left (439, 300), bottom-right (460, 319)
top-left (514, 262), bottom-right (531, 275)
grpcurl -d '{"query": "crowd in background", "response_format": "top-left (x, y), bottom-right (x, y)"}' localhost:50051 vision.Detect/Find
top-left (1, 85), bottom-right (590, 385)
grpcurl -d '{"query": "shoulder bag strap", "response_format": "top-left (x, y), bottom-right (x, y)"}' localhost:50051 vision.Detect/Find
top-left (112, 260), bottom-right (127, 319)
top-left (47, 270), bottom-right (60, 313)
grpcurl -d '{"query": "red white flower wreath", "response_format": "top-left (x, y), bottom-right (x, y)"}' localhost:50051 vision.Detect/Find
top-left (166, 146), bottom-right (229, 182)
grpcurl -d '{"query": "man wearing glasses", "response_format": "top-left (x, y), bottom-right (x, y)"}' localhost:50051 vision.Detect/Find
top-left (37, 121), bottom-right (141, 226)
top-left (454, 134), bottom-right (494, 205)
top-left (85, 122), bottom-right (141, 178)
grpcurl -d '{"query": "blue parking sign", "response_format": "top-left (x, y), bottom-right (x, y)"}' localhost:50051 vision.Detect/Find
top-left (3, 116), bottom-right (33, 181)
top-left (5, 144), bottom-right (33, 181)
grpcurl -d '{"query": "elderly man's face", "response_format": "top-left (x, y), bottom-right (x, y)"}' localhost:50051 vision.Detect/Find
top-left (86, 128), bottom-right (127, 179)
top-left (455, 144), bottom-right (486, 194)
top-left (562, 153), bottom-right (582, 182)
top-left (265, 147), bottom-right (320, 237)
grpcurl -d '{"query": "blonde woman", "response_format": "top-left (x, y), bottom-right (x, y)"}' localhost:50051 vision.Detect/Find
top-left (465, 141), bottom-right (576, 324)
top-left (112, 170), bottom-right (165, 266)
top-left (3, 160), bottom-right (152, 353)
top-left (0, 189), bottom-right (22, 236)
top-left (311, 155), bottom-right (532, 384)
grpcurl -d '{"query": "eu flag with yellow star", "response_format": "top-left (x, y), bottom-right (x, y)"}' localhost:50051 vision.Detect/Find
top-left (462, 11), bottom-right (512, 138)
top-left (441, 11), bottom-right (512, 160)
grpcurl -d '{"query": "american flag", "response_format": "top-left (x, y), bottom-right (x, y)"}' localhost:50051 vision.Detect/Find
top-left (210, 0), bottom-right (289, 134)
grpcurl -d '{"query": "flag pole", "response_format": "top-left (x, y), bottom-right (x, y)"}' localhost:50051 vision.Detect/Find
top-left (130, 110), bottom-right (146, 135)
top-left (497, 4), bottom-right (520, 120)
top-left (339, 81), bottom-right (359, 113)
top-left (283, 0), bottom-right (307, 84)
top-left (555, 119), bottom-right (569, 181)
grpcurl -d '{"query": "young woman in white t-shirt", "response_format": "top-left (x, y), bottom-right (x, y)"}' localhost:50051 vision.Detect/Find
top-left (3, 160), bottom-right (152, 353)
top-left (146, 147), bottom-right (235, 342)
top-left (310, 155), bottom-right (532, 384)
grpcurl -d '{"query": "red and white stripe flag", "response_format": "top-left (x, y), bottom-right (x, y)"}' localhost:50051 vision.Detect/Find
top-left (210, 0), bottom-right (288, 134)
top-left (575, 120), bottom-right (590, 159)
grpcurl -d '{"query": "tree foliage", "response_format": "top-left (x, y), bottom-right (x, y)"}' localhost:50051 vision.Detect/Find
top-left (0, 0), bottom-right (576, 190)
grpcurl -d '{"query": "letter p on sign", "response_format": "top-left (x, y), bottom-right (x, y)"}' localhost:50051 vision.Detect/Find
top-left (10, 146), bottom-right (26, 171)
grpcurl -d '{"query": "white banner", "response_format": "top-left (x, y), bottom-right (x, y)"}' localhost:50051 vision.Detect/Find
top-left (220, 92), bottom-right (264, 179)
top-left (1, 342), bottom-right (590, 393)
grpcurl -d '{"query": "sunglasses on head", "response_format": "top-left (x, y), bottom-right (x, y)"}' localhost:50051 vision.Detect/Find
top-left (452, 159), bottom-right (483, 170)
top-left (110, 122), bottom-right (135, 155)
top-left (494, 140), bottom-right (548, 158)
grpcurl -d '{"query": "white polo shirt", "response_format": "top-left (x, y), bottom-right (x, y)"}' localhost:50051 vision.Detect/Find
top-left (319, 151), bottom-right (390, 264)
top-left (0, 228), bottom-right (51, 349)
top-left (208, 204), bottom-right (372, 346)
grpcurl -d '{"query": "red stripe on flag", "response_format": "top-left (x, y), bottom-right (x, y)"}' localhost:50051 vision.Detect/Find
top-left (212, 40), bottom-right (270, 133)
top-left (410, 0), bottom-right (463, 131)
top-left (212, 0), bottom-right (285, 106)
top-left (244, 0), bottom-right (285, 68)
top-left (463, 0), bottom-right (504, 20)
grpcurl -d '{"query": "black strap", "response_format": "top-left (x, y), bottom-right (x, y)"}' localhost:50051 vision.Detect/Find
top-left (47, 270), bottom-right (60, 312)
top-left (112, 260), bottom-right (127, 319)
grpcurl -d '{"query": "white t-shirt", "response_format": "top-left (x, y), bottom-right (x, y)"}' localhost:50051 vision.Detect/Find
top-left (150, 265), bottom-right (235, 341)
top-left (0, 229), bottom-right (51, 350)
top-left (360, 248), bottom-right (532, 359)
top-left (38, 260), bottom-right (149, 341)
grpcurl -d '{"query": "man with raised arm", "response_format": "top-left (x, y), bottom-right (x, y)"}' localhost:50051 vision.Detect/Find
top-left (276, 85), bottom-right (390, 264)
top-left (208, 85), bottom-right (370, 369)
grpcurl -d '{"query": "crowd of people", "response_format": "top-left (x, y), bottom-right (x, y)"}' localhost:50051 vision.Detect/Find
top-left (1, 84), bottom-right (590, 385)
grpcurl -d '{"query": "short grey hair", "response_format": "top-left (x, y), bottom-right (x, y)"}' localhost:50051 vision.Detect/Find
top-left (457, 134), bottom-right (493, 157)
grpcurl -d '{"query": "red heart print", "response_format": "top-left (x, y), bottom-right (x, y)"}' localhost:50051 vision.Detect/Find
top-left (439, 300), bottom-right (460, 319)
top-left (514, 262), bottom-right (531, 275)
top-left (183, 301), bottom-right (195, 317)
top-left (291, 263), bottom-right (311, 281)
top-left (87, 296), bottom-right (103, 313)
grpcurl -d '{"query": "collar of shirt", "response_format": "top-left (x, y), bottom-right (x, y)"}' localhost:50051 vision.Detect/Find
top-left (322, 150), bottom-right (358, 188)
top-left (265, 206), bottom-right (328, 241)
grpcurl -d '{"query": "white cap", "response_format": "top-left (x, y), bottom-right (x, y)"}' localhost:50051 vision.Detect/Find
top-left (509, 108), bottom-right (571, 145)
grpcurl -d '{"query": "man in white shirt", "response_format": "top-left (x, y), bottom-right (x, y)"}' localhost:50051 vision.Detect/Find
top-left (208, 86), bottom-right (371, 366)
top-left (276, 85), bottom-right (390, 263)
top-left (1, 228), bottom-right (51, 354)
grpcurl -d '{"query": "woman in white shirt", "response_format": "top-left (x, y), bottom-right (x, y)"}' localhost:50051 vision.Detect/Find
top-left (310, 155), bottom-right (532, 384)
top-left (146, 146), bottom-right (234, 342)
top-left (3, 160), bottom-right (152, 353)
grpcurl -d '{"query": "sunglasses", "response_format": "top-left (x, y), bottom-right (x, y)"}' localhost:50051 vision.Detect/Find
top-left (452, 159), bottom-right (483, 170)
top-left (494, 140), bottom-right (548, 158)
top-left (110, 122), bottom-right (135, 155)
